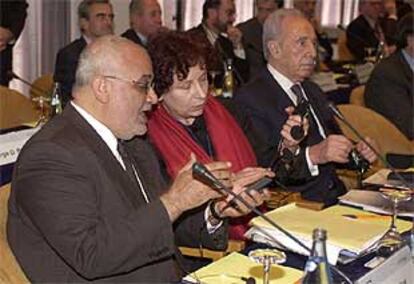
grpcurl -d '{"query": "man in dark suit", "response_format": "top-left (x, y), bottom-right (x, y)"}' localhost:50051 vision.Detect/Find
top-left (121, 0), bottom-right (162, 47)
top-left (8, 36), bottom-right (271, 282)
top-left (237, 0), bottom-right (278, 80)
top-left (54, 0), bottom-right (114, 107)
top-left (346, 0), bottom-right (385, 61)
top-left (365, 12), bottom-right (414, 140)
top-left (187, 0), bottom-right (249, 89)
top-left (235, 9), bottom-right (377, 204)
top-left (0, 0), bottom-right (28, 86)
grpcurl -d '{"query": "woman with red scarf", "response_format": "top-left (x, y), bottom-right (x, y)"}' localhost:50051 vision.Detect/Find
top-left (147, 31), bottom-right (295, 240)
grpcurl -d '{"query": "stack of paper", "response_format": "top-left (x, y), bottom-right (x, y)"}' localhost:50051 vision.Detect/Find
top-left (246, 204), bottom-right (411, 264)
top-left (363, 169), bottom-right (414, 190)
top-left (183, 252), bottom-right (302, 284)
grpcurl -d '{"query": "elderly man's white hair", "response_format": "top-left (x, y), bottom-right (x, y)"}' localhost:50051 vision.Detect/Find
top-left (262, 8), bottom-right (304, 60)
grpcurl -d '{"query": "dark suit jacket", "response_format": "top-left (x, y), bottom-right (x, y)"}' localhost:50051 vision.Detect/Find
top-left (121, 28), bottom-right (145, 47)
top-left (0, 0), bottom-right (28, 86)
top-left (365, 50), bottom-right (414, 140)
top-left (54, 37), bottom-right (87, 107)
top-left (187, 24), bottom-right (249, 87)
top-left (234, 68), bottom-right (347, 204)
top-left (237, 17), bottom-right (265, 81)
top-left (8, 104), bottom-right (226, 282)
top-left (346, 15), bottom-right (380, 61)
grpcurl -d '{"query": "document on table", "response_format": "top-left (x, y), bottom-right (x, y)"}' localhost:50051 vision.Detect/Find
top-left (246, 204), bottom-right (411, 264)
top-left (183, 252), bottom-right (302, 284)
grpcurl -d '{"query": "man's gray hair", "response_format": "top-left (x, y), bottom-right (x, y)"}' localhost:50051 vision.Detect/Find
top-left (78, 0), bottom-right (110, 20)
top-left (74, 36), bottom-right (131, 89)
top-left (262, 8), bottom-right (303, 60)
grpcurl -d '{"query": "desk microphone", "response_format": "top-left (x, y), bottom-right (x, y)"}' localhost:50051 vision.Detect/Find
top-left (328, 102), bottom-right (412, 189)
top-left (7, 71), bottom-right (49, 98)
top-left (192, 162), bottom-right (352, 284)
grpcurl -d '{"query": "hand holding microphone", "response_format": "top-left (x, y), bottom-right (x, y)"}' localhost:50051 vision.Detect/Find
top-left (281, 106), bottom-right (309, 150)
top-left (215, 167), bottom-right (273, 218)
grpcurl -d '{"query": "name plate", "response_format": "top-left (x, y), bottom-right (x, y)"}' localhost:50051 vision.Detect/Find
top-left (0, 127), bottom-right (40, 166)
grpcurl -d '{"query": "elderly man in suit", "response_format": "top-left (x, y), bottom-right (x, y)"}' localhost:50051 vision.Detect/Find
top-left (8, 35), bottom-right (271, 282)
top-left (235, 9), bottom-right (377, 205)
top-left (54, 0), bottom-right (114, 107)
top-left (0, 0), bottom-right (28, 86)
top-left (121, 0), bottom-right (163, 47)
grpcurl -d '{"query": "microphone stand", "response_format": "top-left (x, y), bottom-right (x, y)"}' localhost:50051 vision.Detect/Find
top-left (192, 162), bottom-right (352, 284)
top-left (328, 103), bottom-right (412, 190)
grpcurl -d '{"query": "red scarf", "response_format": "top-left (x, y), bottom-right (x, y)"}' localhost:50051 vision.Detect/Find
top-left (148, 95), bottom-right (258, 240)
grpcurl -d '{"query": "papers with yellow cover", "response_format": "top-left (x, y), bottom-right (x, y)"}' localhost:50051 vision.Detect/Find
top-left (184, 252), bottom-right (302, 284)
top-left (247, 204), bottom-right (411, 264)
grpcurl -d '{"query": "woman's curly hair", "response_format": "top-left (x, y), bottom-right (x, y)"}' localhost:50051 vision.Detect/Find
top-left (147, 30), bottom-right (207, 96)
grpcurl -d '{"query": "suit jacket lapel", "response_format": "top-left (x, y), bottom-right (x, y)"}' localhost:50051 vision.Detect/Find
top-left (63, 105), bottom-right (145, 208)
top-left (261, 68), bottom-right (294, 117)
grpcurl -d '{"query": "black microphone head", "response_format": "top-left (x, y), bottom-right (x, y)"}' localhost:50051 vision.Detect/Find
top-left (192, 162), bottom-right (224, 190)
top-left (290, 125), bottom-right (304, 140)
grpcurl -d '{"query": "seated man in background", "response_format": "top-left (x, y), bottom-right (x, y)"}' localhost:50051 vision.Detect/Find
top-left (365, 12), bottom-right (413, 140)
top-left (346, 0), bottom-right (390, 61)
top-left (54, 0), bottom-right (114, 107)
top-left (235, 9), bottom-right (378, 205)
top-left (237, 0), bottom-right (279, 79)
top-left (187, 0), bottom-right (249, 90)
top-left (121, 0), bottom-right (163, 47)
top-left (8, 36), bottom-right (271, 282)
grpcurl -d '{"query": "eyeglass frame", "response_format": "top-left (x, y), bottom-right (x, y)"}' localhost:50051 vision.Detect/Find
top-left (103, 75), bottom-right (154, 94)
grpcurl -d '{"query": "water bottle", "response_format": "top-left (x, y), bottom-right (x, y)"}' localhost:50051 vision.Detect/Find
top-left (302, 228), bottom-right (333, 284)
top-left (222, 58), bottom-right (234, 98)
top-left (50, 82), bottom-right (63, 117)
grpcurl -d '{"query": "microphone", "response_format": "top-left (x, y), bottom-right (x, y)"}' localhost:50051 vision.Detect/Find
top-left (192, 162), bottom-right (352, 284)
top-left (192, 162), bottom-right (310, 252)
top-left (7, 71), bottom-right (49, 98)
top-left (290, 99), bottom-right (310, 140)
top-left (327, 102), bottom-right (412, 189)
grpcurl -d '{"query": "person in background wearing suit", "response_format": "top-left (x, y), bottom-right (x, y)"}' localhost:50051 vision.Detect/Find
top-left (0, 0), bottom-right (28, 86)
top-left (54, 0), bottom-right (114, 108)
top-left (187, 0), bottom-right (249, 90)
top-left (365, 12), bottom-right (414, 140)
top-left (237, 0), bottom-right (278, 81)
top-left (8, 35), bottom-right (271, 282)
top-left (121, 0), bottom-right (163, 47)
top-left (235, 9), bottom-right (378, 205)
top-left (346, 0), bottom-right (389, 61)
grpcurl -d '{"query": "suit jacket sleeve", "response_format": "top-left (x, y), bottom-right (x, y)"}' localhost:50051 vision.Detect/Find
top-left (0, 0), bottom-right (28, 40)
top-left (13, 141), bottom-right (176, 280)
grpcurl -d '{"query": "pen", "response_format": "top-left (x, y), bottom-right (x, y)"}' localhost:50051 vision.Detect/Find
top-left (342, 214), bottom-right (390, 220)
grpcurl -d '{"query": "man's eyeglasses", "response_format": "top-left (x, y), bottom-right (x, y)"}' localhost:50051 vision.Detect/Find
top-left (103, 75), bottom-right (154, 94)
